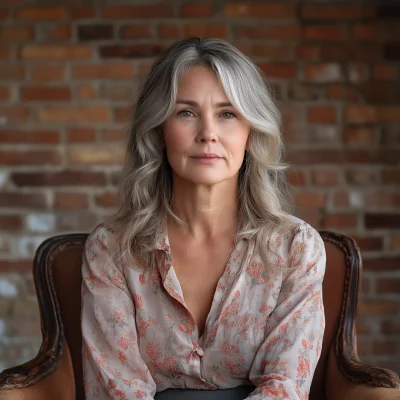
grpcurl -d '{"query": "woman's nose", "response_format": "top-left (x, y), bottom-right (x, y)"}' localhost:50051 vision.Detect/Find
top-left (196, 116), bottom-right (218, 143)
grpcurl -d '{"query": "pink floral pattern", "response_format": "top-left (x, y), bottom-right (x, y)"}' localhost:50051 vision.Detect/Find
top-left (81, 215), bottom-right (326, 399)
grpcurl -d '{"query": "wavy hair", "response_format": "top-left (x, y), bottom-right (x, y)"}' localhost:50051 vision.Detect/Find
top-left (108, 37), bottom-right (294, 268)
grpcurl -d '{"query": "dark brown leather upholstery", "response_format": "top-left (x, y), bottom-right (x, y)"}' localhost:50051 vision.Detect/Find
top-left (0, 232), bottom-right (399, 400)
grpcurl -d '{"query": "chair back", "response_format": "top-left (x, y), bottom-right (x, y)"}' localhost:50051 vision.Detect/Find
top-left (3, 231), bottom-right (395, 399)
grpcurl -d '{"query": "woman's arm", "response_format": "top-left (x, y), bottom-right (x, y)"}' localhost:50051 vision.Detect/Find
top-left (81, 225), bottom-right (157, 400)
top-left (246, 227), bottom-right (326, 400)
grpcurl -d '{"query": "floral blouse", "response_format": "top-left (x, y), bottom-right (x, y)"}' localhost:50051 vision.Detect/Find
top-left (81, 216), bottom-right (326, 400)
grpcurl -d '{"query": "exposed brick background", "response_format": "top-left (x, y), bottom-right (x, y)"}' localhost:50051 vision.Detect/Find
top-left (0, 0), bottom-right (399, 376)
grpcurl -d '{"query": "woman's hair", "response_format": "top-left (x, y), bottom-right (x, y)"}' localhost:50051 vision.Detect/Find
top-left (108, 37), bottom-right (294, 268)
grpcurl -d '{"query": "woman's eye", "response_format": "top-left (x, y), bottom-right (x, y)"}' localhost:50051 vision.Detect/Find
top-left (221, 111), bottom-right (235, 118)
top-left (177, 110), bottom-right (194, 117)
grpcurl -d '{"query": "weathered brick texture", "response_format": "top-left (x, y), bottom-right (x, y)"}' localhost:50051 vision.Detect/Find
top-left (0, 0), bottom-right (399, 375)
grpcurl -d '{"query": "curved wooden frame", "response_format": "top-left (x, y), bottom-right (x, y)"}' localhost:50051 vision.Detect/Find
top-left (319, 231), bottom-right (399, 389)
top-left (0, 231), bottom-right (399, 391)
top-left (0, 234), bottom-right (88, 390)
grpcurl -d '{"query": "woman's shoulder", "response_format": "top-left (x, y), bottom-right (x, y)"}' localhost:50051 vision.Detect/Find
top-left (266, 215), bottom-right (324, 262)
top-left (85, 222), bottom-right (118, 251)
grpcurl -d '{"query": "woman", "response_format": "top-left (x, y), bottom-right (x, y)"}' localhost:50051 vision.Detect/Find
top-left (81, 37), bottom-right (326, 400)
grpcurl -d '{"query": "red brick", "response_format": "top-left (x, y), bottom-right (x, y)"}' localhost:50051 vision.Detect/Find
top-left (352, 23), bottom-right (378, 40)
top-left (327, 84), bottom-right (360, 101)
top-left (56, 212), bottom-right (97, 232)
top-left (333, 190), bottom-right (349, 207)
top-left (360, 83), bottom-right (395, 103)
top-left (0, 45), bottom-right (12, 60)
top-left (289, 148), bottom-right (399, 165)
top-left (157, 24), bottom-right (181, 39)
top-left (0, 26), bottom-right (35, 41)
top-left (311, 170), bottom-right (338, 186)
top-left (308, 106), bottom-right (336, 124)
top-left (68, 147), bottom-right (124, 166)
top-left (377, 279), bottom-right (400, 294)
top-left (0, 66), bottom-right (25, 80)
top-left (38, 106), bottom-right (110, 123)
top-left (345, 169), bottom-right (377, 185)
top-left (301, 4), bottom-right (375, 19)
top-left (0, 260), bottom-right (32, 272)
top-left (181, 3), bottom-right (214, 18)
top-left (102, 4), bottom-right (174, 19)
top-left (372, 64), bottom-right (398, 81)
top-left (358, 299), bottom-right (398, 316)
top-left (0, 105), bottom-right (30, 122)
top-left (0, 192), bottom-right (47, 209)
top-left (355, 320), bottom-right (370, 335)
top-left (0, 150), bottom-right (61, 166)
top-left (322, 214), bottom-right (357, 229)
top-left (95, 192), bottom-right (118, 208)
top-left (100, 44), bottom-right (165, 59)
top-left (66, 127), bottom-right (96, 143)
top-left (32, 65), bottom-right (65, 81)
top-left (294, 207), bottom-right (321, 229)
top-left (78, 24), bottom-right (113, 41)
top-left (120, 25), bottom-right (152, 40)
top-left (16, 7), bottom-right (68, 20)
top-left (285, 170), bottom-right (307, 186)
top-left (0, 8), bottom-right (8, 20)
top-left (347, 63), bottom-right (368, 83)
top-left (236, 25), bottom-right (301, 40)
top-left (0, 129), bottom-right (60, 144)
top-left (381, 320), bottom-right (400, 335)
top-left (295, 45), bottom-right (319, 61)
top-left (55, 192), bottom-right (89, 210)
top-left (385, 44), bottom-right (400, 61)
top-left (344, 127), bottom-right (376, 145)
top-left (258, 63), bottom-right (296, 79)
top-left (380, 24), bottom-right (400, 42)
top-left (69, 7), bottom-right (95, 19)
top-left (381, 168), bottom-right (400, 184)
top-left (365, 214), bottom-right (400, 230)
top-left (102, 128), bottom-right (125, 142)
top-left (184, 24), bottom-right (228, 39)
top-left (364, 190), bottom-right (400, 209)
top-left (345, 105), bottom-right (377, 123)
top-left (0, 86), bottom-right (11, 101)
top-left (12, 171), bottom-right (107, 187)
top-left (20, 45), bottom-right (93, 60)
top-left (372, 341), bottom-right (398, 356)
top-left (303, 25), bottom-right (347, 41)
top-left (379, 107), bottom-right (400, 123)
top-left (77, 84), bottom-right (96, 100)
top-left (115, 106), bottom-right (132, 123)
top-left (351, 236), bottom-right (383, 251)
top-left (43, 25), bottom-right (72, 41)
top-left (303, 63), bottom-right (342, 83)
top-left (295, 191), bottom-right (326, 208)
top-left (0, 215), bottom-right (23, 231)
top-left (72, 63), bottom-right (134, 79)
top-left (237, 43), bottom-right (292, 60)
top-left (224, 3), bottom-right (295, 18)
top-left (21, 86), bottom-right (71, 101)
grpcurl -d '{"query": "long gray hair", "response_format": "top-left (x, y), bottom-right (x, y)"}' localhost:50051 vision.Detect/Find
top-left (108, 37), bottom-right (294, 268)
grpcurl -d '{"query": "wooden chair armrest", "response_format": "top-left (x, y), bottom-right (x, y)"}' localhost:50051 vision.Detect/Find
top-left (326, 344), bottom-right (400, 399)
top-left (0, 343), bottom-right (75, 400)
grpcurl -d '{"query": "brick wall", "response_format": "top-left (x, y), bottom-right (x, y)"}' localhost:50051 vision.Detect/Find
top-left (0, 0), bottom-right (399, 374)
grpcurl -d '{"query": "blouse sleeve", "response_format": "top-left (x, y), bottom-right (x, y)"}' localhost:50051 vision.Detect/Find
top-left (81, 225), bottom-right (156, 400)
top-left (246, 226), bottom-right (326, 400)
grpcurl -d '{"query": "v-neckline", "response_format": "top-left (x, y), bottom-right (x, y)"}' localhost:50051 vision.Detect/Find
top-left (165, 230), bottom-right (240, 344)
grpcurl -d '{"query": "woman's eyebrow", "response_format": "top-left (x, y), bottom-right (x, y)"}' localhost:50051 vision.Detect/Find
top-left (176, 99), bottom-right (233, 107)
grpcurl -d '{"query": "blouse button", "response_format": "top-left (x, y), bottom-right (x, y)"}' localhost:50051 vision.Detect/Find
top-left (194, 346), bottom-right (204, 357)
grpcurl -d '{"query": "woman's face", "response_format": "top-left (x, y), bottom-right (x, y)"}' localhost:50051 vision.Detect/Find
top-left (162, 65), bottom-right (250, 187)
